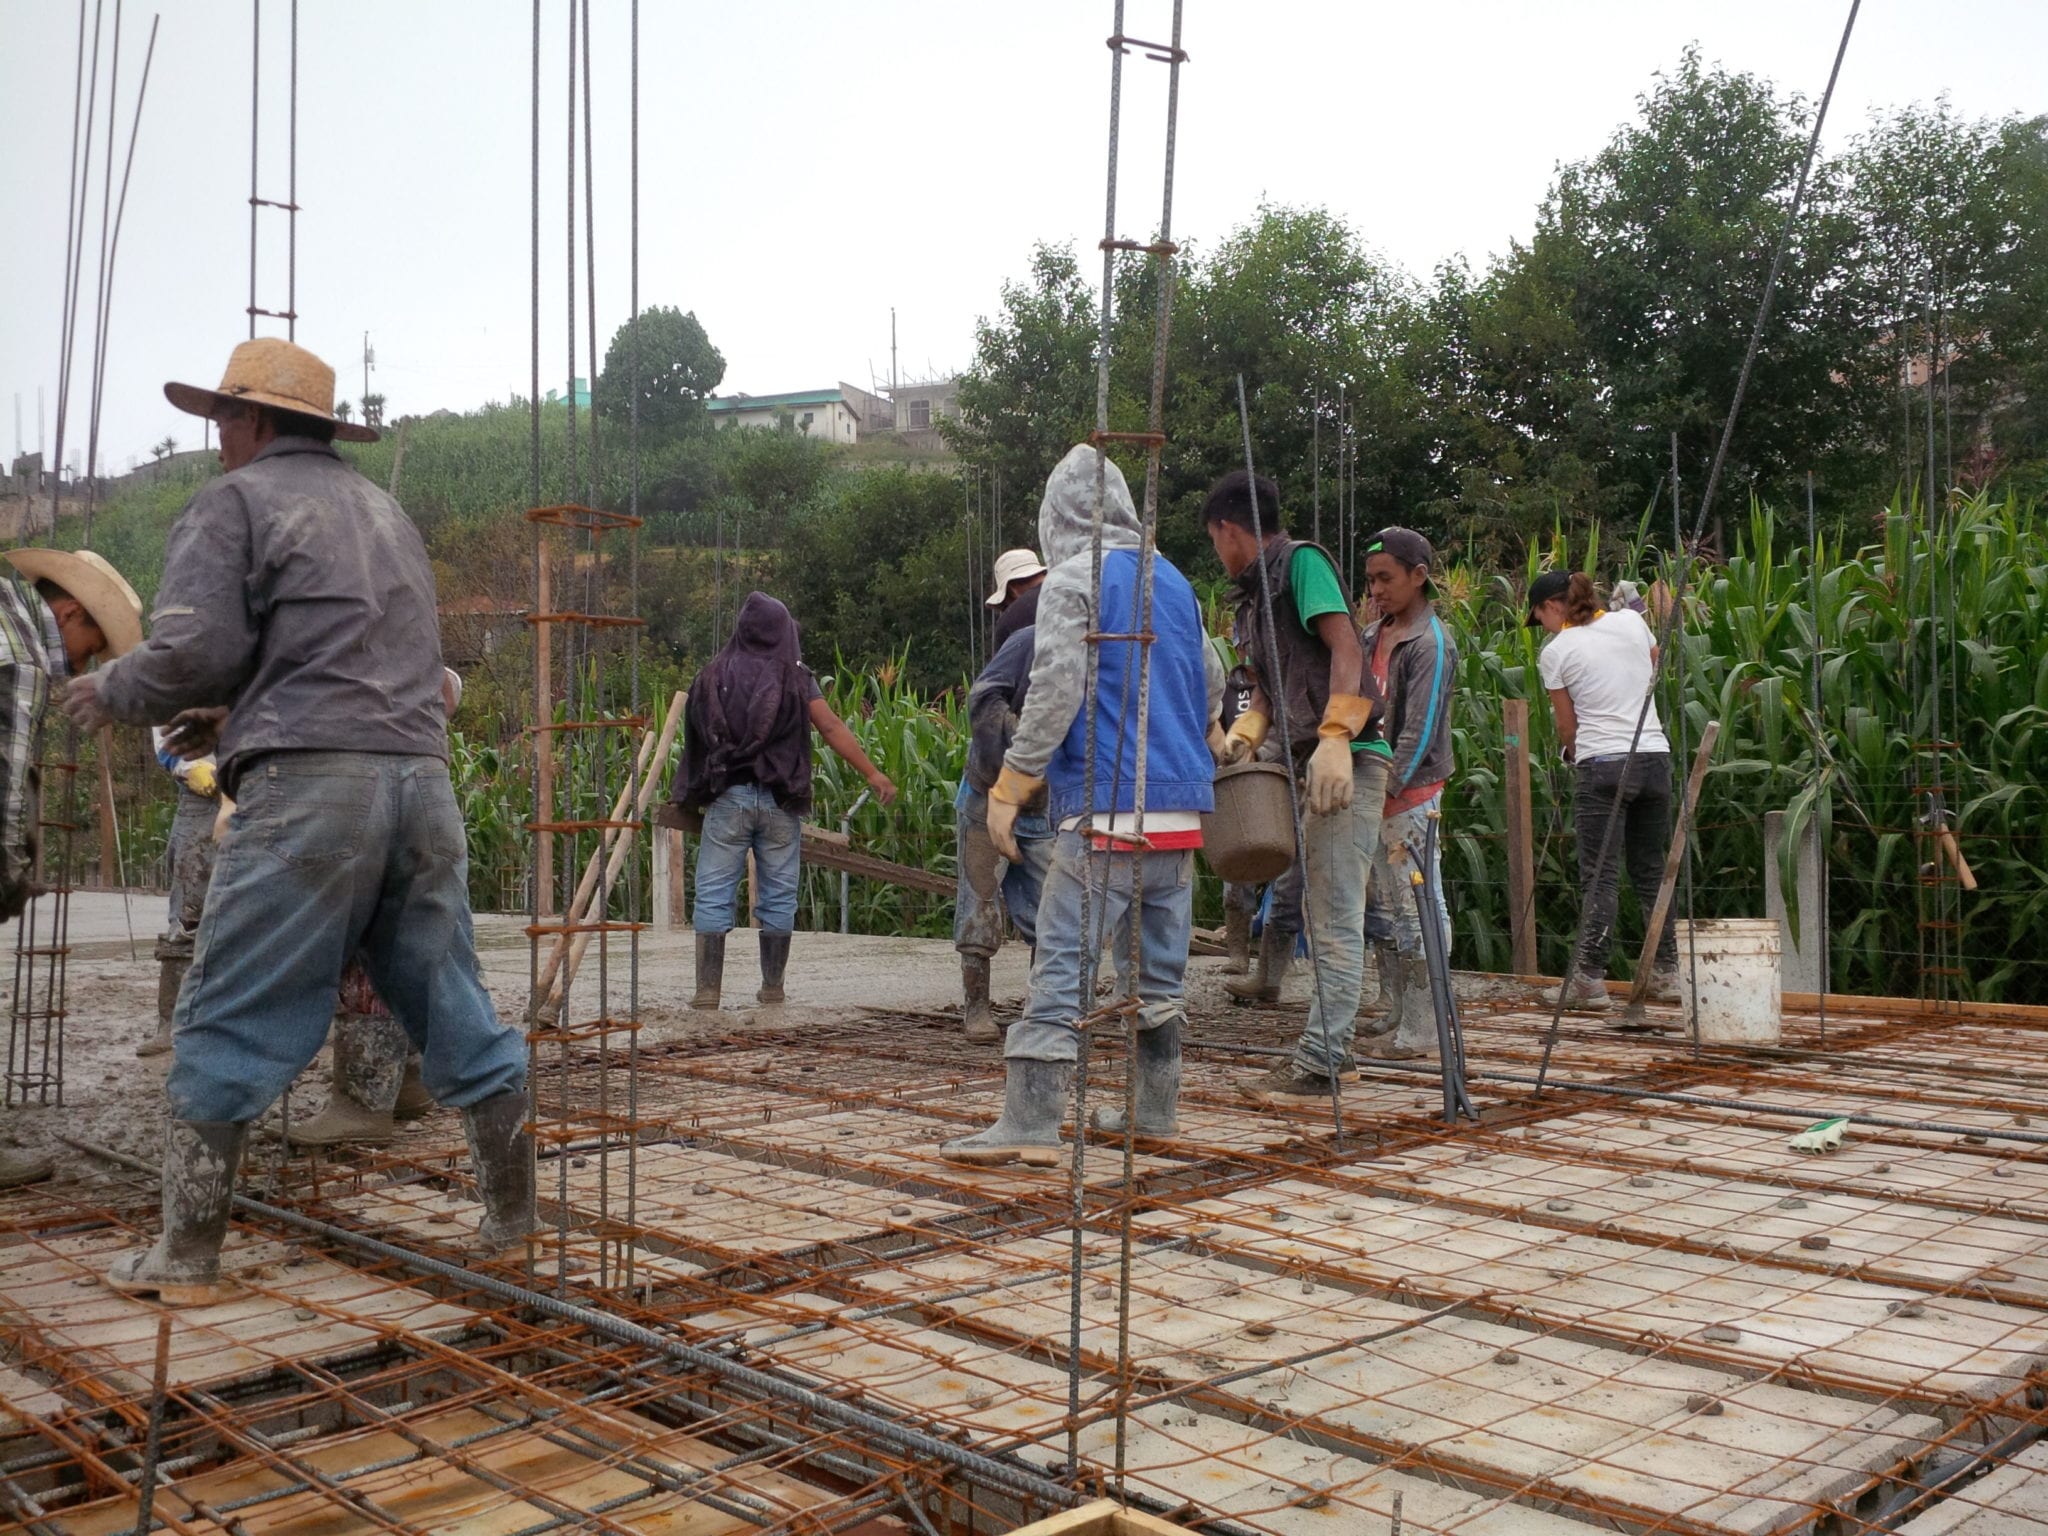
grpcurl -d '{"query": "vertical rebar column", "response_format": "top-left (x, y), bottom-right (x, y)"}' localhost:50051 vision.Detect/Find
top-left (6, 724), bottom-right (77, 1108)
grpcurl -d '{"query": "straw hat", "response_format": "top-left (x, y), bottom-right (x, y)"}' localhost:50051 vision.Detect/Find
top-left (4, 548), bottom-right (145, 659)
top-left (163, 337), bottom-right (379, 443)
top-left (985, 548), bottom-right (1048, 606)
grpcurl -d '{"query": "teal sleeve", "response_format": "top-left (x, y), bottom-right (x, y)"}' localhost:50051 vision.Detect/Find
top-left (1289, 546), bottom-right (1349, 628)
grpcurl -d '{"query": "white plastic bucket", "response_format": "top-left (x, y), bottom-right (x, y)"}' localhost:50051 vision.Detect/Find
top-left (1675, 919), bottom-right (1782, 1045)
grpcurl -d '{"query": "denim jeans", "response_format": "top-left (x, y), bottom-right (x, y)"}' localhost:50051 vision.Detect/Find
top-left (1376, 791), bottom-right (1452, 960)
top-left (953, 786), bottom-right (1053, 955)
top-left (691, 784), bottom-right (803, 935)
top-left (165, 753), bottom-right (526, 1123)
top-left (158, 787), bottom-right (218, 959)
top-left (1003, 830), bottom-right (1193, 1064)
top-left (1572, 753), bottom-right (1677, 977)
top-left (1291, 754), bottom-right (1388, 1076)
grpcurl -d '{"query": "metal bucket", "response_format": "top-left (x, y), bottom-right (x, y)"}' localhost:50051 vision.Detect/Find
top-left (1202, 761), bottom-right (1295, 883)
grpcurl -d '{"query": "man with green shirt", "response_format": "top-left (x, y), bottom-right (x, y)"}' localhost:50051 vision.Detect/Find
top-left (1203, 470), bottom-right (1389, 1101)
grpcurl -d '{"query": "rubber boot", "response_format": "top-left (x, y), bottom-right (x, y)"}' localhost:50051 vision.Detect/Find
top-left (393, 1053), bottom-right (435, 1121)
top-left (1224, 925), bottom-right (1294, 1005)
top-left (961, 954), bottom-right (999, 1044)
top-left (105, 1121), bottom-right (246, 1306)
top-left (1366, 957), bottom-right (1439, 1060)
top-left (1221, 906), bottom-right (1252, 975)
top-left (940, 1059), bottom-right (1071, 1166)
top-left (757, 931), bottom-right (792, 1005)
top-left (462, 1089), bottom-right (536, 1259)
top-left (1360, 940), bottom-right (1403, 1038)
top-left (691, 933), bottom-right (726, 1011)
top-left (138, 955), bottom-right (184, 1058)
top-left (1090, 1021), bottom-right (1181, 1138)
top-left (288, 1013), bottom-right (406, 1148)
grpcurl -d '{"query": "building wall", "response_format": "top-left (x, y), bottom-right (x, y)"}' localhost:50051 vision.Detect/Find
top-left (714, 400), bottom-right (861, 443)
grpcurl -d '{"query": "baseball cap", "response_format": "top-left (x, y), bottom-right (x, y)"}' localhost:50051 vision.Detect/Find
top-left (1525, 569), bottom-right (1572, 626)
top-left (1363, 527), bottom-right (1436, 593)
top-left (985, 548), bottom-right (1047, 607)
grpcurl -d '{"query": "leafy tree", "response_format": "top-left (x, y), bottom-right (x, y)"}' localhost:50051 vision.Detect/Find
top-left (362, 392), bottom-right (387, 430)
top-left (335, 400), bottom-right (354, 423)
top-left (594, 305), bottom-right (726, 435)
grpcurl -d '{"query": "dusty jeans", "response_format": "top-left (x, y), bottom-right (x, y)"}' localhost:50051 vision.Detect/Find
top-left (1289, 754), bottom-right (1388, 1078)
top-left (1571, 752), bottom-right (1677, 978)
top-left (953, 786), bottom-right (1052, 956)
top-left (157, 787), bottom-right (218, 962)
top-left (691, 784), bottom-right (802, 935)
top-left (1003, 830), bottom-right (1193, 1064)
top-left (165, 752), bottom-right (526, 1123)
top-left (1376, 791), bottom-right (1452, 960)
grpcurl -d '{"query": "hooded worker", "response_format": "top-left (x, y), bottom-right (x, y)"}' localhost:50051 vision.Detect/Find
top-left (941, 444), bottom-right (1223, 1165)
top-left (0, 547), bottom-right (143, 1189)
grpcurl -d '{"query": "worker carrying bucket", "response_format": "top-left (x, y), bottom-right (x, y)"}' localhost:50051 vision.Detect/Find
top-left (64, 338), bottom-right (535, 1305)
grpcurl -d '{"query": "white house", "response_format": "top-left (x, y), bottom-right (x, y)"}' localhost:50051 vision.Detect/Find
top-left (704, 388), bottom-right (863, 444)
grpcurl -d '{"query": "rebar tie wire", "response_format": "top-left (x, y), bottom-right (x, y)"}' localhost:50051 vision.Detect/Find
top-left (1534, 0), bottom-right (1862, 1096)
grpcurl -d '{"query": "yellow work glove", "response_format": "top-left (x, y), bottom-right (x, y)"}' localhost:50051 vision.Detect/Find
top-left (185, 761), bottom-right (219, 798)
top-left (986, 765), bottom-right (1045, 863)
top-left (1220, 709), bottom-right (1268, 767)
top-left (1305, 695), bottom-right (1370, 816)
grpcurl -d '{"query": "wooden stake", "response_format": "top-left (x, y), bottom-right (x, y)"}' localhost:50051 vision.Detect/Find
top-left (666, 826), bottom-right (685, 928)
top-left (1627, 720), bottom-right (1721, 1005)
top-left (1503, 699), bottom-right (1536, 977)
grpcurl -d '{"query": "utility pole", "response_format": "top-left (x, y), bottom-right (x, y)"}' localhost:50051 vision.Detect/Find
top-left (362, 330), bottom-right (374, 409)
top-left (890, 308), bottom-right (897, 392)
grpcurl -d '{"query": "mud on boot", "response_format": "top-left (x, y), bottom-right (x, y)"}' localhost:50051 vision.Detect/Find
top-left (691, 933), bottom-right (726, 1011)
top-left (1224, 924), bottom-right (1294, 1006)
top-left (1365, 956), bottom-right (1439, 1060)
top-left (288, 1013), bottom-right (408, 1148)
top-left (757, 931), bottom-right (791, 1005)
top-left (106, 1121), bottom-right (247, 1306)
top-left (1220, 905), bottom-right (1252, 975)
top-left (462, 1089), bottom-right (536, 1260)
top-left (1539, 971), bottom-right (1613, 1013)
top-left (393, 1052), bottom-right (435, 1121)
top-left (1358, 940), bottom-right (1403, 1038)
top-left (960, 953), bottom-right (999, 1045)
top-left (941, 1059), bottom-right (1070, 1166)
top-left (1643, 963), bottom-right (1683, 1005)
top-left (138, 951), bottom-right (186, 1059)
top-left (1091, 1021), bottom-right (1182, 1138)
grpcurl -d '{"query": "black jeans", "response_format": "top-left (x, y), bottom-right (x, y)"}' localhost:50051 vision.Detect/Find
top-left (1572, 753), bottom-right (1678, 978)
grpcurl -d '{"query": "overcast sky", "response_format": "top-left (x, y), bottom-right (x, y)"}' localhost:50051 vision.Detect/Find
top-left (3, 1), bottom-right (2042, 476)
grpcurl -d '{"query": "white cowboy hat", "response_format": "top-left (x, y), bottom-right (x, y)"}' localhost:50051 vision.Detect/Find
top-left (985, 548), bottom-right (1048, 607)
top-left (5, 547), bottom-right (145, 659)
top-left (164, 337), bottom-right (379, 444)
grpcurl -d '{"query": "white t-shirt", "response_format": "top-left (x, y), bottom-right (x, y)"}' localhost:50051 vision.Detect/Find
top-left (1537, 608), bottom-right (1670, 760)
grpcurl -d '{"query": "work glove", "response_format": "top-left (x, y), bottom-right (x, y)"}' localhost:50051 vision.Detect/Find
top-left (185, 761), bottom-right (219, 798)
top-left (1220, 709), bottom-right (1268, 767)
top-left (212, 795), bottom-right (236, 843)
top-left (1305, 694), bottom-right (1371, 816)
top-left (1206, 722), bottom-right (1230, 766)
top-left (985, 764), bottom-right (1044, 864)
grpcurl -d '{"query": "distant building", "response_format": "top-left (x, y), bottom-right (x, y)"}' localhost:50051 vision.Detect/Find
top-left (705, 388), bottom-right (863, 444)
top-left (880, 376), bottom-right (959, 454)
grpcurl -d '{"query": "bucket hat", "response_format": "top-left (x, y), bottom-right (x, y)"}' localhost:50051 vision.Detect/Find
top-left (985, 548), bottom-right (1048, 607)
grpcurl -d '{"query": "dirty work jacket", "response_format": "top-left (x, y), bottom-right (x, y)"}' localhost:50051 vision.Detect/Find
top-left (96, 437), bottom-right (450, 794)
top-left (1362, 602), bottom-right (1457, 797)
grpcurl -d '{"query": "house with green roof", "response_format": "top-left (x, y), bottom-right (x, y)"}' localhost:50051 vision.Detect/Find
top-left (704, 387), bottom-right (864, 443)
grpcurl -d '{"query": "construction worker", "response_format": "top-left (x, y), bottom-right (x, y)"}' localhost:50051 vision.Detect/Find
top-left (0, 547), bottom-right (144, 1188)
top-left (674, 592), bottom-right (897, 1011)
top-left (1200, 472), bottom-right (1388, 1102)
top-left (986, 547), bottom-right (1046, 649)
top-left (954, 614), bottom-right (1051, 1043)
top-left (1358, 528), bottom-right (1459, 1061)
top-left (140, 727), bottom-right (219, 1058)
top-left (64, 338), bottom-right (533, 1304)
top-left (288, 666), bottom-right (465, 1146)
top-left (943, 444), bottom-right (1222, 1164)
top-left (1525, 569), bottom-right (1681, 1009)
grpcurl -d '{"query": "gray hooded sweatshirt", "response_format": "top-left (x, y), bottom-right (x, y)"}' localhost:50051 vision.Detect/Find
top-left (1004, 444), bottom-right (1223, 784)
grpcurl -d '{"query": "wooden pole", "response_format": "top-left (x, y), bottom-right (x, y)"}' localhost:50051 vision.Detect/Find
top-left (534, 538), bottom-right (554, 916)
top-left (1502, 699), bottom-right (1536, 977)
top-left (1627, 719), bottom-right (1721, 1005)
top-left (666, 826), bottom-right (685, 928)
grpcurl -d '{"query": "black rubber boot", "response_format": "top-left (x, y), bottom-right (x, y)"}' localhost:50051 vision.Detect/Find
top-left (757, 931), bottom-right (792, 1004)
top-left (105, 1120), bottom-right (247, 1306)
top-left (691, 933), bottom-right (726, 1011)
top-left (462, 1089), bottom-right (536, 1259)
top-left (138, 954), bottom-right (184, 1058)
top-left (961, 953), bottom-right (999, 1044)
top-left (1225, 925), bottom-right (1294, 1005)
top-left (289, 1013), bottom-right (406, 1148)
top-left (941, 1060), bottom-right (1071, 1166)
top-left (1090, 1021), bottom-right (1182, 1137)
top-left (1221, 906), bottom-right (1252, 975)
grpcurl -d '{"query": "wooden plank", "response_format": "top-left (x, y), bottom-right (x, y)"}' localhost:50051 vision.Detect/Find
top-left (1503, 699), bottom-right (1537, 977)
top-left (656, 803), bottom-right (955, 897)
top-left (1013, 1501), bottom-right (1190, 1536)
top-left (1626, 719), bottom-right (1719, 1005)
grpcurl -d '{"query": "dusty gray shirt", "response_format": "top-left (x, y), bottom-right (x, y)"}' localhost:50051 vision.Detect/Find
top-left (96, 437), bottom-right (449, 791)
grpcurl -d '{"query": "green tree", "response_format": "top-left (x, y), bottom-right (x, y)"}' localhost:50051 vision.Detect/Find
top-left (594, 305), bottom-right (726, 436)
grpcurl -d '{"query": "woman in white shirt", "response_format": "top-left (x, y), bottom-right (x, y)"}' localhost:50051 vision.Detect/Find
top-left (1527, 571), bottom-right (1680, 1011)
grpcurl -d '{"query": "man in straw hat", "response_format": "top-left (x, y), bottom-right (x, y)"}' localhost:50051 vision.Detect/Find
top-left (0, 545), bottom-right (143, 1188)
top-left (62, 338), bottom-right (532, 1305)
